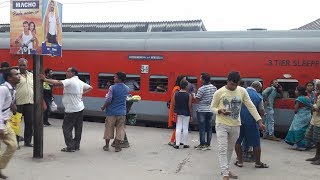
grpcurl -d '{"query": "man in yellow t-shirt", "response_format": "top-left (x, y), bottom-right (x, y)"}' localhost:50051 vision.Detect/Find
top-left (211, 71), bottom-right (265, 180)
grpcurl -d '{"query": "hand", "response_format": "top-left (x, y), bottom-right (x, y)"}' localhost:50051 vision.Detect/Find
top-left (0, 130), bottom-right (4, 140)
top-left (219, 109), bottom-right (231, 116)
top-left (189, 117), bottom-right (193, 123)
top-left (100, 105), bottom-right (106, 111)
top-left (39, 74), bottom-right (45, 81)
top-left (258, 120), bottom-right (266, 132)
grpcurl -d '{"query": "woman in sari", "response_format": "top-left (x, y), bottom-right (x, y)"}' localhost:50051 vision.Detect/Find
top-left (285, 86), bottom-right (312, 150)
top-left (168, 75), bottom-right (187, 146)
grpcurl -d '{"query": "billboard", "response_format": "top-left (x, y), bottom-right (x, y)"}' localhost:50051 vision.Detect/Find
top-left (10, 0), bottom-right (62, 56)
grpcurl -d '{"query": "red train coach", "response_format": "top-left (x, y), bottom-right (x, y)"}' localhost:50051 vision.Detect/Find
top-left (1, 31), bottom-right (320, 133)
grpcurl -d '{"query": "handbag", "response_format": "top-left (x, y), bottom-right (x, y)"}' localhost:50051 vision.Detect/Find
top-left (51, 100), bottom-right (58, 112)
top-left (8, 112), bottom-right (22, 135)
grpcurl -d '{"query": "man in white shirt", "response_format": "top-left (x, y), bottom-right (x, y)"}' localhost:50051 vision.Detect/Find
top-left (0, 68), bottom-right (20, 179)
top-left (40, 67), bottom-right (93, 152)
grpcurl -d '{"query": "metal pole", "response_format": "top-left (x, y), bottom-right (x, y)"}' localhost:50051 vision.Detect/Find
top-left (33, 55), bottom-right (43, 158)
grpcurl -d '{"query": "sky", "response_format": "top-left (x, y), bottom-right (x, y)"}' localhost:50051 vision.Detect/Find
top-left (0, 0), bottom-right (319, 31)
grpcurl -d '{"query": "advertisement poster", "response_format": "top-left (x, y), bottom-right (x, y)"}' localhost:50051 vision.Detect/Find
top-left (10, 0), bottom-right (62, 56)
top-left (42, 0), bottom-right (62, 56)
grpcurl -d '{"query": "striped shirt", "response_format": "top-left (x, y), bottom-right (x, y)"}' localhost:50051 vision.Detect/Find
top-left (195, 84), bottom-right (217, 112)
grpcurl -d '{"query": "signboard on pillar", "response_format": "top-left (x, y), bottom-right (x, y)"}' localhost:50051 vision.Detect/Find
top-left (10, 0), bottom-right (62, 57)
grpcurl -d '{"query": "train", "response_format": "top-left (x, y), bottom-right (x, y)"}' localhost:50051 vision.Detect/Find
top-left (1, 30), bottom-right (320, 133)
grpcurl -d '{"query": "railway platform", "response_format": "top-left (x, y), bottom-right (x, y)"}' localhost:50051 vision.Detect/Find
top-left (5, 118), bottom-right (320, 180)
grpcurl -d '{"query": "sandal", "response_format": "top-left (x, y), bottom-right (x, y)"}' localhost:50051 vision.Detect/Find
top-left (103, 145), bottom-right (109, 151)
top-left (255, 162), bottom-right (269, 168)
top-left (234, 161), bottom-right (243, 168)
top-left (61, 147), bottom-right (75, 152)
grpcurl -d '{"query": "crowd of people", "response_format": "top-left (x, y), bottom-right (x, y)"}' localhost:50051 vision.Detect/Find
top-left (1, 58), bottom-right (320, 179)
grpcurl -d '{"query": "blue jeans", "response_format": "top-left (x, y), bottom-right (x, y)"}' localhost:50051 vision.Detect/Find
top-left (264, 107), bottom-right (275, 136)
top-left (197, 112), bottom-right (213, 145)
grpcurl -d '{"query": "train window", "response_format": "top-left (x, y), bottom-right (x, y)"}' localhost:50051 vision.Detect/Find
top-left (211, 77), bottom-right (227, 89)
top-left (149, 75), bottom-right (168, 93)
top-left (277, 79), bottom-right (299, 99)
top-left (187, 76), bottom-right (197, 93)
top-left (124, 74), bottom-right (141, 92)
top-left (52, 71), bottom-right (66, 80)
top-left (98, 73), bottom-right (114, 89)
top-left (78, 72), bottom-right (91, 85)
top-left (240, 78), bottom-right (263, 90)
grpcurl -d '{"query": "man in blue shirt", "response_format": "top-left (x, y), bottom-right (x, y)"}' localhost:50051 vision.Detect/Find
top-left (0, 62), bottom-right (10, 85)
top-left (101, 72), bottom-right (129, 152)
top-left (235, 81), bottom-right (269, 168)
top-left (262, 79), bottom-right (283, 141)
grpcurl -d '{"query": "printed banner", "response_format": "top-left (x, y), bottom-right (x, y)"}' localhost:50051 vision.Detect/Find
top-left (10, 0), bottom-right (62, 57)
top-left (41, 0), bottom-right (62, 56)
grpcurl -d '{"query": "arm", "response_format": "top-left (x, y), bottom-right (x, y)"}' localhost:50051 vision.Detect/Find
top-left (0, 88), bottom-right (6, 131)
top-left (210, 91), bottom-right (220, 114)
top-left (82, 82), bottom-right (93, 95)
top-left (15, 34), bottom-right (23, 44)
top-left (294, 101), bottom-right (299, 114)
top-left (171, 92), bottom-right (176, 112)
top-left (45, 14), bottom-right (49, 41)
top-left (313, 95), bottom-right (320, 112)
top-left (56, 14), bottom-right (60, 40)
top-left (40, 74), bottom-right (63, 86)
top-left (257, 100), bottom-right (265, 116)
top-left (188, 94), bottom-right (193, 122)
top-left (101, 86), bottom-right (113, 111)
top-left (194, 87), bottom-right (204, 103)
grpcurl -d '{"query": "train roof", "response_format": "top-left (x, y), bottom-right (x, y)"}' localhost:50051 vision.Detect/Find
top-left (1, 31), bottom-right (320, 52)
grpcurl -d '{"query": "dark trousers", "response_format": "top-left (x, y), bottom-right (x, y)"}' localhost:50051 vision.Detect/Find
top-left (47, 33), bottom-right (58, 44)
top-left (17, 104), bottom-right (34, 144)
top-left (197, 111), bottom-right (213, 146)
top-left (43, 96), bottom-right (52, 124)
top-left (63, 110), bottom-right (83, 150)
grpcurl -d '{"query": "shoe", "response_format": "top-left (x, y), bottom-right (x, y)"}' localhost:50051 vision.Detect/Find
top-left (183, 145), bottom-right (190, 148)
top-left (18, 136), bottom-right (24, 142)
top-left (61, 147), bottom-right (75, 152)
top-left (194, 144), bottom-right (205, 150)
top-left (103, 145), bottom-right (109, 151)
top-left (0, 170), bottom-right (7, 179)
top-left (75, 148), bottom-right (80, 151)
top-left (168, 142), bottom-right (175, 146)
top-left (173, 145), bottom-right (179, 149)
top-left (266, 136), bottom-right (281, 141)
top-left (24, 143), bottom-right (33, 147)
top-left (311, 159), bottom-right (320, 165)
top-left (205, 145), bottom-right (211, 150)
top-left (306, 156), bottom-right (320, 161)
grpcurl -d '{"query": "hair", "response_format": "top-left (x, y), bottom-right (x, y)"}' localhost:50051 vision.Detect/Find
top-left (305, 81), bottom-right (314, 87)
top-left (180, 80), bottom-right (189, 90)
top-left (1, 61), bottom-right (9, 68)
top-left (69, 67), bottom-right (78, 76)
top-left (227, 71), bottom-right (241, 83)
top-left (3, 68), bottom-right (17, 81)
top-left (251, 81), bottom-right (262, 89)
top-left (50, 0), bottom-right (55, 4)
top-left (175, 75), bottom-right (186, 86)
top-left (201, 72), bottom-right (211, 84)
top-left (296, 86), bottom-right (307, 96)
top-left (116, 72), bottom-right (126, 82)
top-left (23, 21), bottom-right (28, 25)
top-left (44, 68), bottom-right (52, 75)
top-left (18, 58), bottom-right (28, 64)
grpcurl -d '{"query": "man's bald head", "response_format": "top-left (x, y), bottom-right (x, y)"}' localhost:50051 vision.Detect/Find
top-left (251, 81), bottom-right (262, 92)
